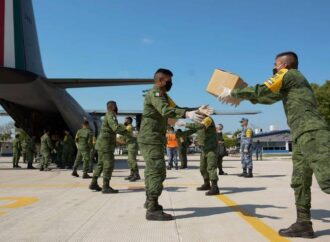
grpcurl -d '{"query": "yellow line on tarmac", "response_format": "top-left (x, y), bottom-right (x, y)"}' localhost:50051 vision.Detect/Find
top-left (0, 197), bottom-right (39, 216)
top-left (216, 195), bottom-right (290, 242)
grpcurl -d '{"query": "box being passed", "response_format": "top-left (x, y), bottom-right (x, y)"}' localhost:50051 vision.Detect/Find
top-left (206, 69), bottom-right (247, 105)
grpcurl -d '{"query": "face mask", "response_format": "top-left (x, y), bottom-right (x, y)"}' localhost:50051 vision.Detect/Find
top-left (114, 107), bottom-right (118, 114)
top-left (165, 81), bottom-right (172, 92)
top-left (124, 122), bottom-right (128, 126)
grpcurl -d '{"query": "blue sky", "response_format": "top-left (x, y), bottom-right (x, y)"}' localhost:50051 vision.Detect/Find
top-left (3, 0), bottom-right (330, 132)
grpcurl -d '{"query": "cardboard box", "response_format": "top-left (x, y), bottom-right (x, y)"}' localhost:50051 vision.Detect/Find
top-left (206, 69), bottom-right (247, 105)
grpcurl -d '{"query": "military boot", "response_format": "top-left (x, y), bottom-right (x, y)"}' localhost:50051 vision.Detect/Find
top-left (196, 179), bottom-right (211, 191)
top-left (144, 197), bottom-right (163, 211)
top-left (244, 168), bottom-right (253, 178)
top-left (279, 221), bottom-right (314, 238)
top-left (125, 169), bottom-right (134, 180)
top-left (205, 180), bottom-right (220, 196)
top-left (102, 179), bottom-right (119, 194)
top-left (82, 173), bottom-right (92, 179)
top-left (72, 169), bottom-right (79, 177)
top-left (238, 168), bottom-right (247, 177)
top-left (129, 172), bottom-right (141, 182)
top-left (89, 177), bottom-right (102, 191)
top-left (27, 165), bottom-right (36, 169)
top-left (146, 197), bottom-right (173, 221)
top-left (44, 167), bottom-right (52, 171)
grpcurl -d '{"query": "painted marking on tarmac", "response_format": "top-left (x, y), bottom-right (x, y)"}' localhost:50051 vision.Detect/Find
top-left (216, 195), bottom-right (290, 242)
top-left (0, 196), bottom-right (39, 216)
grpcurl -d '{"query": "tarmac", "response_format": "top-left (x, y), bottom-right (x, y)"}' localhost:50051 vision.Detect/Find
top-left (0, 155), bottom-right (329, 242)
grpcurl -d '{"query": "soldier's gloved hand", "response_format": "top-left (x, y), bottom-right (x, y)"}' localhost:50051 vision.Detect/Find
top-left (185, 110), bottom-right (204, 123)
top-left (198, 105), bottom-right (214, 116)
top-left (175, 120), bottom-right (186, 127)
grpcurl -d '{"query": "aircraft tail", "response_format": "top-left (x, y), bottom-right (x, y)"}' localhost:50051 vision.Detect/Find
top-left (0, 0), bottom-right (44, 76)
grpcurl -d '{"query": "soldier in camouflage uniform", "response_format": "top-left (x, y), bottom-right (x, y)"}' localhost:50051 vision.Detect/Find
top-left (21, 137), bottom-right (27, 163)
top-left (238, 118), bottom-right (254, 178)
top-left (216, 124), bottom-right (228, 175)
top-left (40, 130), bottom-right (54, 171)
top-left (185, 117), bottom-right (220, 195)
top-left (62, 130), bottom-right (75, 169)
top-left (219, 51), bottom-right (330, 238)
top-left (26, 136), bottom-right (36, 169)
top-left (72, 121), bottom-right (93, 179)
top-left (89, 101), bottom-right (127, 193)
top-left (124, 117), bottom-right (140, 182)
top-left (138, 68), bottom-right (213, 221)
top-left (12, 134), bottom-right (22, 168)
top-left (176, 129), bottom-right (190, 169)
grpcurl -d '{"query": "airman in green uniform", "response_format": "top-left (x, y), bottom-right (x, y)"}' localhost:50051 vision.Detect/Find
top-left (26, 136), bottom-right (36, 169)
top-left (12, 134), bottom-right (21, 168)
top-left (21, 137), bottom-right (28, 163)
top-left (124, 117), bottom-right (140, 182)
top-left (176, 129), bottom-right (192, 169)
top-left (72, 121), bottom-right (93, 179)
top-left (187, 117), bottom-right (220, 195)
top-left (62, 130), bottom-right (75, 169)
top-left (138, 68), bottom-right (213, 221)
top-left (40, 130), bottom-right (54, 171)
top-left (219, 51), bottom-right (330, 238)
top-left (89, 101), bottom-right (127, 193)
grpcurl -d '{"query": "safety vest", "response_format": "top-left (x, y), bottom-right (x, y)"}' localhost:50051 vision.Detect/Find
top-left (166, 133), bottom-right (178, 148)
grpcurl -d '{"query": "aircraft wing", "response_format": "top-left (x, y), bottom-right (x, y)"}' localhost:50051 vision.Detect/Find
top-left (87, 110), bottom-right (143, 117)
top-left (49, 78), bottom-right (153, 88)
top-left (0, 109), bottom-right (9, 116)
top-left (87, 110), bottom-right (261, 117)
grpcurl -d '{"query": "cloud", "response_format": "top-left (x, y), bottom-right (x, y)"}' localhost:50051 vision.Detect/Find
top-left (141, 37), bottom-right (154, 44)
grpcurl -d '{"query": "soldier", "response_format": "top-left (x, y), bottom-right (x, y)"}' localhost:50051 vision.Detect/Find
top-left (40, 129), bottom-right (54, 171)
top-left (123, 116), bottom-right (140, 182)
top-left (218, 51), bottom-right (330, 238)
top-left (12, 134), bottom-right (21, 168)
top-left (89, 101), bottom-right (127, 193)
top-left (137, 68), bottom-right (213, 221)
top-left (216, 124), bottom-right (228, 175)
top-left (255, 140), bottom-right (263, 161)
top-left (183, 117), bottom-right (220, 195)
top-left (176, 129), bottom-right (190, 169)
top-left (238, 118), bottom-right (253, 178)
top-left (62, 130), bottom-right (75, 169)
top-left (21, 137), bottom-right (27, 163)
top-left (55, 137), bottom-right (63, 168)
top-left (89, 135), bottom-right (97, 173)
top-left (26, 136), bottom-right (36, 169)
top-left (72, 121), bottom-right (93, 179)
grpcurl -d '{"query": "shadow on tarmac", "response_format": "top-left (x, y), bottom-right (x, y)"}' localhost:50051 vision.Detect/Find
top-left (167, 204), bottom-right (286, 220)
top-left (312, 209), bottom-right (330, 223)
top-left (221, 186), bottom-right (266, 195)
top-left (254, 175), bottom-right (286, 178)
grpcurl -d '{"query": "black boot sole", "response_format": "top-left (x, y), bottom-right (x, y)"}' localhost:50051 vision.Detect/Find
top-left (279, 231), bottom-right (314, 238)
top-left (146, 214), bottom-right (173, 221)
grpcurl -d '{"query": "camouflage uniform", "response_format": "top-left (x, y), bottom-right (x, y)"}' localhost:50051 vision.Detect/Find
top-left (73, 128), bottom-right (93, 175)
top-left (92, 111), bottom-right (127, 188)
top-left (138, 87), bottom-right (187, 210)
top-left (12, 137), bottom-right (21, 167)
top-left (62, 134), bottom-right (75, 169)
top-left (21, 138), bottom-right (27, 163)
top-left (124, 124), bottom-right (139, 178)
top-left (240, 127), bottom-right (253, 171)
top-left (231, 68), bottom-right (330, 222)
top-left (217, 131), bottom-right (227, 174)
top-left (176, 130), bottom-right (192, 168)
top-left (26, 136), bottom-right (36, 169)
top-left (40, 133), bottom-right (54, 170)
top-left (188, 119), bottom-right (219, 183)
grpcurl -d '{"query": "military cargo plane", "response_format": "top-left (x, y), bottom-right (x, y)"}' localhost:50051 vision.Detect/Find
top-left (0, 0), bottom-right (153, 137)
top-left (0, 0), bottom-right (261, 138)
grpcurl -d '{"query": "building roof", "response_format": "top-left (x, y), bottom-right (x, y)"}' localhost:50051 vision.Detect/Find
top-left (253, 129), bottom-right (292, 142)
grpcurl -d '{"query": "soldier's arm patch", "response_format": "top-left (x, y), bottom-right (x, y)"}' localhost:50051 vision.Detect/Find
top-left (201, 117), bottom-right (213, 129)
top-left (264, 68), bottom-right (288, 93)
top-left (246, 128), bottom-right (253, 138)
top-left (153, 91), bottom-right (163, 97)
